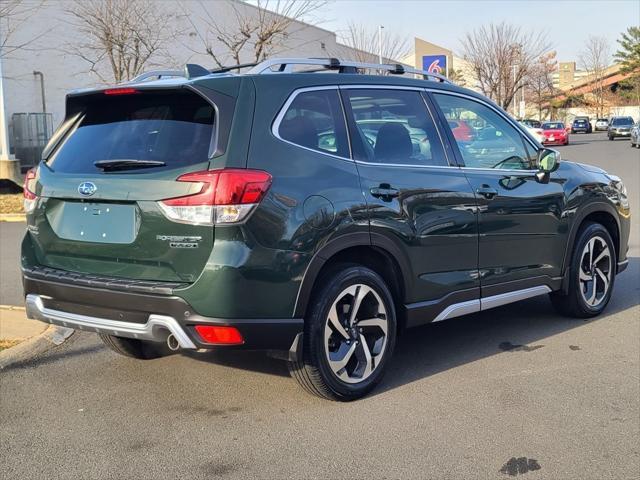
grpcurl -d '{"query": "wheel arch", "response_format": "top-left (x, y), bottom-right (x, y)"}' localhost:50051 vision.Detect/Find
top-left (293, 233), bottom-right (412, 329)
top-left (563, 202), bottom-right (621, 275)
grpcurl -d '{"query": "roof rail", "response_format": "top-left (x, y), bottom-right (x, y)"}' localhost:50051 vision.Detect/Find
top-left (128, 69), bottom-right (185, 83)
top-left (246, 57), bottom-right (452, 83)
top-left (210, 62), bottom-right (258, 74)
top-left (127, 58), bottom-right (453, 85)
top-left (128, 63), bottom-right (215, 83)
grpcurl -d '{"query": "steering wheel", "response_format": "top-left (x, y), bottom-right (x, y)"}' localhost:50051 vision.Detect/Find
top-left (491, 155), bottom-right (527, 170)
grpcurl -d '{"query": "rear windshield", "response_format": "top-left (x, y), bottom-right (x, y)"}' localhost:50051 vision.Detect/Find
top-left (611, 117), bottom-right (634, 126)
top-left (48, 90), bottom-right (214, 173)
top-left (542, 122), bottom-right (564, 130)
top-left (574, 119), bottom-right (587, 124)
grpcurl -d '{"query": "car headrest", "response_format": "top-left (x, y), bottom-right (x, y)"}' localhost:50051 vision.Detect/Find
top-left (374, 122), bottom-right (412, 162)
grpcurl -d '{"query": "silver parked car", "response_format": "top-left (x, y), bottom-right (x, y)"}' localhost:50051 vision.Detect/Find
top-left (631, 122), bottom-right (640, 148)
top-left (608, 116), bottom-right (635, 140)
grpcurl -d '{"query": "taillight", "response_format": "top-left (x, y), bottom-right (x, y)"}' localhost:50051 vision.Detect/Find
top-left (194, 325), bottom-right (244, 345)
top-left (158, 169), bottom-right (272, 225)
top-left (23, 168), bottom-right (38, 213)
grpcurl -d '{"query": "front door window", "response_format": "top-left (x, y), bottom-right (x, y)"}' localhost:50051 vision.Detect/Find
top-left (433, 93), bottom-right (535, 170)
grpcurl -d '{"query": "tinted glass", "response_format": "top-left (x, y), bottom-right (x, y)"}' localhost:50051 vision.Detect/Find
top-left (278, 90), bottom-right (349, 158)
top-left (48, 90), bottom-right (214, 173)
top-left (434, 93), bottom-right (535, 170)
top-left (612, 117), bottom-right (634, 126)
top-left (343, 89), bottom-right (447, 166)
top-left (542, 122), bottom-right (564, 130)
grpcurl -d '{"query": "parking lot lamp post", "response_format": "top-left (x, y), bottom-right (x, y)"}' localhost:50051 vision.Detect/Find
top-left (378, 25), bottom-right (384, 65)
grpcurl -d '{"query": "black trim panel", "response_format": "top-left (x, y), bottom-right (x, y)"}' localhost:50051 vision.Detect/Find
top-left (23, 273), bottom-right (302, 351)
top-left (23, 265), bottom-right (186, 295)
top-left (293, 232), bottom-right (370, 318)
top-left (404, 287), bottom-right (479, 328)
top-left (481, 275), bottom-right (562, 298)
top-left (617, 259), bottom-right (628, 274)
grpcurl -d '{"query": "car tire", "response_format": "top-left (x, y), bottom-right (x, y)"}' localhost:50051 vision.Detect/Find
top-left (550, 222), bottom-right (616, 318)
top-left (99, 334), bottom-right (171, 359)
top-left (288, 264), bottom-right (397, 401)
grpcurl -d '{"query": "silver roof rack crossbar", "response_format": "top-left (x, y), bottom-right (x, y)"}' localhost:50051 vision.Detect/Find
top-left (246, 57), bottom-right (452, 84)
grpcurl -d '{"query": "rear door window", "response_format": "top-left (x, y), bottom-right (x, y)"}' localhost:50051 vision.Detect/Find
top-left (48, 89), bottom-right (215, 173)
top-left (277, 89), bottom-right (349, 158)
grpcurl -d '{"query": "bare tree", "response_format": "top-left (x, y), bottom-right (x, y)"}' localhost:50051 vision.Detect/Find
top-left (525, 51), bottom-right (558, 120)
top-left (63, 0), bottom-right (185, 83)
top-left (337, 22), bottom-right (410, 63)
top-left (461, 22), bottom-right (551, 111)
top-left (579, 36), bottom-right (611, 118)
top-left (447, 68), bottom-right (467, 87)
top-left (186, 0), bottom-right (327, 69)
top-left (0, 0), bottom-right (47, 58)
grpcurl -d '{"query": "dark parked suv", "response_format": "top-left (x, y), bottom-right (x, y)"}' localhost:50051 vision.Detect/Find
top-left (22, 58), bottom-right (630, 400)
top-left (571, 116), bottom-right (592, 134)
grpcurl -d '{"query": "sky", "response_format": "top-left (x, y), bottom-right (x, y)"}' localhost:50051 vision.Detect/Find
top-left (320, 0), bottom-right (640, 63)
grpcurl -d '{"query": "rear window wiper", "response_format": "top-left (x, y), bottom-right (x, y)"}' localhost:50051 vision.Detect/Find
top-left (94, 159), bottom-right (166, 171)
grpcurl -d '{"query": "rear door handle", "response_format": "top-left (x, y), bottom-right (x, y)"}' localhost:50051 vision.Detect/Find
top-left (370, 184), bottom-right (400, 201)
top-left (476, 185), bottom-right (498, 200)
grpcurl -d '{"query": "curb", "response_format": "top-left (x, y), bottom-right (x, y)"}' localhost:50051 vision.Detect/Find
top-left (0, 213), bottom-right (26, 222)
top-left (0, 324), bottom-right (74, 369)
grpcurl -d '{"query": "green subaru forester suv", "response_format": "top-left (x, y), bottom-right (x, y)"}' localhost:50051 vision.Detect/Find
top-left (22, 58), bottom-right (630, 400)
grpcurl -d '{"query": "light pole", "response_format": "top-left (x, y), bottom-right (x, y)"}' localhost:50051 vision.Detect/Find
top-left (511, 64), bottom-right (518, 118)
top-left (378, 25), bottom-right (384, 65)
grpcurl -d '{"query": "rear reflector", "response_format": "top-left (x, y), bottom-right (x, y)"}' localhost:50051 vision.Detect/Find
top-left (195, 325), bottom-right (244, 345)
top-left (103, 87), bottom-right (138, 95)
top-left (158, 169), bottom-right (272, 225)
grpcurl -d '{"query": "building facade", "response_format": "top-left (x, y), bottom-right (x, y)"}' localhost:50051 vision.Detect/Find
top-left (0, 0), bottom-right (377, 176)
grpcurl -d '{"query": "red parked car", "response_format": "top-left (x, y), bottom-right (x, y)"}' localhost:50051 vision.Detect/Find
top-left (447, 119), bottom-right (474, 141)
top-left (541, 121), bottom-right (569, 146)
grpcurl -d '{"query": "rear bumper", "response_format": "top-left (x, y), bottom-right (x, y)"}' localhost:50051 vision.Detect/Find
top-left (609, 131), bottom-right (631, 137)
top-left (22, 271), bottom-right (303, 351)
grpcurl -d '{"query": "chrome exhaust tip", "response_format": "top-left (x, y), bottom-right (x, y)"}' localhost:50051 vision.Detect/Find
top-left (166, 333), bottom-right (180, 351)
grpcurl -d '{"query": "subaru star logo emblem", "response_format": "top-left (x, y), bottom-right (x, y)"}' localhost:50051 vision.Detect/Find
top-left (78, 181), bottom-right (97, 196)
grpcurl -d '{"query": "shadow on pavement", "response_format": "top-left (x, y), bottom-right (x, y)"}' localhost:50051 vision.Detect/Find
top-left (2, 342), bottom-right (105, 372)
top-left (6, 259), bottom-right (637, 393)
top-left (185, 257), bottom-right (639, 390)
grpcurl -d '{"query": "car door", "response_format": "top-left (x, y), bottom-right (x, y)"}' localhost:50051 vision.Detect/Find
top-left (340, 86), bottom-right (479, 327)
top-left (430, 91), bottom-right (566, 296)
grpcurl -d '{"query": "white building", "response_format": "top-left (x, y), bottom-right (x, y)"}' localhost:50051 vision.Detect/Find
top-left (0, 0), bottom-right (379, 180)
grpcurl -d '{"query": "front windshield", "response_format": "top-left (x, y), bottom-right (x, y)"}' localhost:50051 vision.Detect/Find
top-left (612, 118), bottom-right (634, 126)
top-left (543, 122), bottom-right (564, 130)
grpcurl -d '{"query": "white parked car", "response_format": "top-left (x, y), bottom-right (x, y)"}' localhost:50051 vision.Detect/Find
top-left (595, 118), bottom-right (609, 131)
top-left (520, 123), bottom-right (545, 143)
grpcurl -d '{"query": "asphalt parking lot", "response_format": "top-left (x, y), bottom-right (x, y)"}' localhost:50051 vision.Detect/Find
top-left (0, 132), bottom-right (638, 479)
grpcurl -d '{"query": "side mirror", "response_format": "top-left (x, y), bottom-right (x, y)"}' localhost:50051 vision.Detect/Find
top-left (536, 148), bottom-right (560, 183)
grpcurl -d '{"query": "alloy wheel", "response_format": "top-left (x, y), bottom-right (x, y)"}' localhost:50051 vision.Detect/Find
top-left (324, 284), bottom-right (388, 384)
top-left (579, 236), bottom-right (612, 307)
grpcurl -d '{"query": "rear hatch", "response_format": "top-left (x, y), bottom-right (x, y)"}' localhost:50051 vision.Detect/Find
top-left (26, 87), bottom-right (220, 283)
